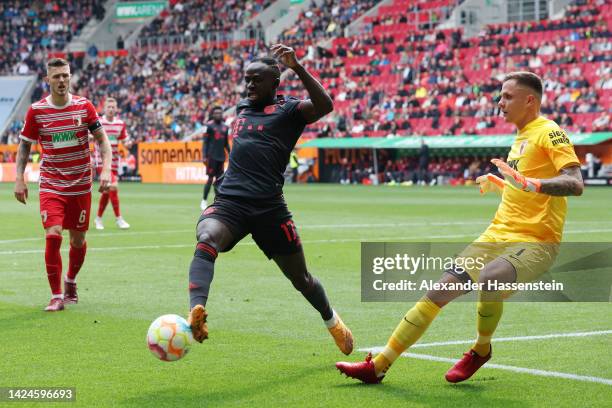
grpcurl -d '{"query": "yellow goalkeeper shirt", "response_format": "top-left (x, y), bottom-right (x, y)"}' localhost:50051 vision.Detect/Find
top-left (481, 116), bottom-right (580, 243)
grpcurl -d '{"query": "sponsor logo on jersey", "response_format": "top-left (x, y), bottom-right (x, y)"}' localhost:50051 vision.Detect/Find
top-left (507, 159), bottom-right (519, 171)
top-left (548, 130), bottom-right (571, 146)
top-left (264, 105), bottom-right (277, 114)
top-left (52, 130), bottom-right (79, 148)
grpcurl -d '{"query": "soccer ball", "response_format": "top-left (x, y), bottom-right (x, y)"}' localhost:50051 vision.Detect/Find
top-left (147, 314), bottom-right (194, 362)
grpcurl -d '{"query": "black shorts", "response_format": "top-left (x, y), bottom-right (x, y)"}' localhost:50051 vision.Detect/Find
top-left (197, 194), bottom-right (301, 259)
top-left (206, 159), bottom-right (224, 178)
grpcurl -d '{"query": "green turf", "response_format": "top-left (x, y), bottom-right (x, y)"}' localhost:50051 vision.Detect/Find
top-left (1, 183), bottom-right (610, 407)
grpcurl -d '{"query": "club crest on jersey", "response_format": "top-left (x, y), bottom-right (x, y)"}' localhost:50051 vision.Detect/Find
top-left (73, 115), bottom-right (82, 126)
top-left (264, 105), bottom-right (277, 114)
top-left (519, 140), bottom-right (528, 155)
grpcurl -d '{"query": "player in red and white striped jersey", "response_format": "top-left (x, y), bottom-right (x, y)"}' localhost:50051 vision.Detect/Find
top-left (94, 98), bottom-right (130, 230)
top-left (14, 58), bottom-right (112, 312)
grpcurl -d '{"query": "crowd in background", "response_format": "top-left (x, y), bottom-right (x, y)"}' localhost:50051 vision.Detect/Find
top-left (333, 152), bottom-right (498, 186)
top-left (138, 0), bottom-right (271, 42)
top-left (0, 0), bottom-right (105, 75)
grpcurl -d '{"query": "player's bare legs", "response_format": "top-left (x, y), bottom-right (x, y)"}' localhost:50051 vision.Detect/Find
top-left (63, 230), bottom-right (87, 304)
top-left (188, 218), bottom-right (235, 342)
top-left (44, 225), bottom-right (64, 311)
top-left (445, 257), bottom-right (515, 383)
top-left (273, 250), bottom-right (353, 355)
top-left (337, 271), bottom-right (467, 383)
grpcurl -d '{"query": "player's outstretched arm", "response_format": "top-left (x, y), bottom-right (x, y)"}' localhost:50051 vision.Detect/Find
top-left (14, 140), bottom-right (32, 204)
top-left (492, 159), bottom-right (583, 196)
top-left (271, 43), bottom-right (333, 124)
top-left (92, 127), bottom-right (112, 192)
top-left (476, 173), bottom-right (505, 195)
top-left (539, 165), bottom-right (584, 196)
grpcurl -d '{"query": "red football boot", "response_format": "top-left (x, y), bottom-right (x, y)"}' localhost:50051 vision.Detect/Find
top-left (445, 347), bottom-right (492, 383)
top-left (336, 352), bottom-right (385, 384)
top-left (64, 281), bottom-right (78, 304)
top-left (44, 297), bottom-right (65, 312)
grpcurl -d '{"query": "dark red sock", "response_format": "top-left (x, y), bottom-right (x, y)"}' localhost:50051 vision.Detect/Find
top-left (45, 234), bottom-right (63, 295)
top-left (109, 189), bottom-right (121, 217)
top-left (98, 192), bottom-right (109, 217)
top-left (67, 242), bottom-right (87, 281)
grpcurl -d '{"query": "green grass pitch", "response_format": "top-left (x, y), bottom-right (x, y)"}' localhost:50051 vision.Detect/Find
top-left (1, 183), bottom-right (610, 407)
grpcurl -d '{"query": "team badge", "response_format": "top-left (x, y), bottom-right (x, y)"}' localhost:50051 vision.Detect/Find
top-left (264, 105), bottom-right (277, 114)
top-left (519, 140), bottom-right (528, 155)
top-left (73, 115), bottom-right (82, 126)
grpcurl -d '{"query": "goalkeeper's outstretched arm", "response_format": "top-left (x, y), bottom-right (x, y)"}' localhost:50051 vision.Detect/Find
top-left (539, 165), bottom-right (584, 196)
top-left (492, 158), bottom-right (583, 197)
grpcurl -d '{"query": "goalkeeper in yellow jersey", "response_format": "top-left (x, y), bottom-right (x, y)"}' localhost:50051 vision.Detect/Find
top-left (337, 71), bottom-right (584, 384)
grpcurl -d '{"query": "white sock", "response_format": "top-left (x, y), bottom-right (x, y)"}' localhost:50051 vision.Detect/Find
top-left (52, 294), bottom-right (64, 300)
top-left (324, 310), bottom-right (339, 328)
top-left (65, 277), bottom-right (76, 284)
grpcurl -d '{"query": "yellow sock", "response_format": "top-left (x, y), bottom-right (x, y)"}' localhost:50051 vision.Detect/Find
top-left (473, 294), bottom-right (503, 357)
top-left (373, 296), bottom-right (440, 375)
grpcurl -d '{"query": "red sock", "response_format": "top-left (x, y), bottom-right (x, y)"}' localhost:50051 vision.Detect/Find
top-left (67, 242), bottom-right (87, 281)
top-left (98, 192), bottom-right (109, 217)
top-left (45, 234), bottom-right (63, 295)
top-left (109, 189), bottom-right (121, 217)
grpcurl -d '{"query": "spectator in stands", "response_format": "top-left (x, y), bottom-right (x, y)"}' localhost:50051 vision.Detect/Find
top-left (592, 112), bottom-right (610, 132)
top-left (116, 35), bottom-right (124, 50)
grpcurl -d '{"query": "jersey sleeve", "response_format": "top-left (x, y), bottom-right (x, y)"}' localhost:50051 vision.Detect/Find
top-left (20, 107), bottom-right (39, 143)
top-left (119, 122), bottom-right (128, 141)
top-left (536, 126), bottom-right (581, 172)
top-left (283, 98), bottom-right (308, 125)
top-left (85, 101), bottom-right (102, 132)
top-left (203, 126), bottom-right (211, 156)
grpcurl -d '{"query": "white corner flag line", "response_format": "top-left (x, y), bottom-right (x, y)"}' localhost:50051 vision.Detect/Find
top-left (360, 330), bottom-right (612, 385)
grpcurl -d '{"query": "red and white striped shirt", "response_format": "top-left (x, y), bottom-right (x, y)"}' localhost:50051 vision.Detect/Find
top-left (20, 94), bottom-right (101, 196)
top-left (96, 115), bottom-right (128, 172)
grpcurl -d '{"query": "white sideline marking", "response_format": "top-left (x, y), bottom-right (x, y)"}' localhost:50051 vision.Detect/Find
top-left (2, 229), bottom-right (612, 255)
top-left (358, 330), bottom-right (612, 385)
top-left (401, 352), bottom-right (612, 386)
top-left (0, 229), bottom-right (194, 244)
top-left (1, 220), bottom-right (610, 244)
top-left (360, 330), bottom-right (612, 353)
top-left (410, 329), bottom-right (612, 348)
top-left (359, 330), bottom-right (612, 353)
top-left (0, 221), bottom-right (483, 244)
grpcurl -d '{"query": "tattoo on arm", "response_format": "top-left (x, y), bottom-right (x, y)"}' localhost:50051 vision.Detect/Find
top-left (539, 165), bottom-right (584, 196)
top-left (16, 141), bottom-right (32, 177)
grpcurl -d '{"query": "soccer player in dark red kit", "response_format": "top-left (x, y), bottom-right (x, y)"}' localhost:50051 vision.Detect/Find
top-left (14, 58), bottom-right (112, 312)
top-left (94, 97), bottom-right (130, 230)
top-left (187, 44), bottom-right (354, 355)
top-left (200, 106), bottom-right (230, 210)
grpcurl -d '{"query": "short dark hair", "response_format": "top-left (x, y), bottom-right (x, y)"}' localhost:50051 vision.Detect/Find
top-left (47, 58), bottom-right (69, 70)
top-left (211, 106), bottom-right (223, 112)
top-left (503, 71), bottom-right (543, 99)
top-left (249, 57), bottom-right (281, 78)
